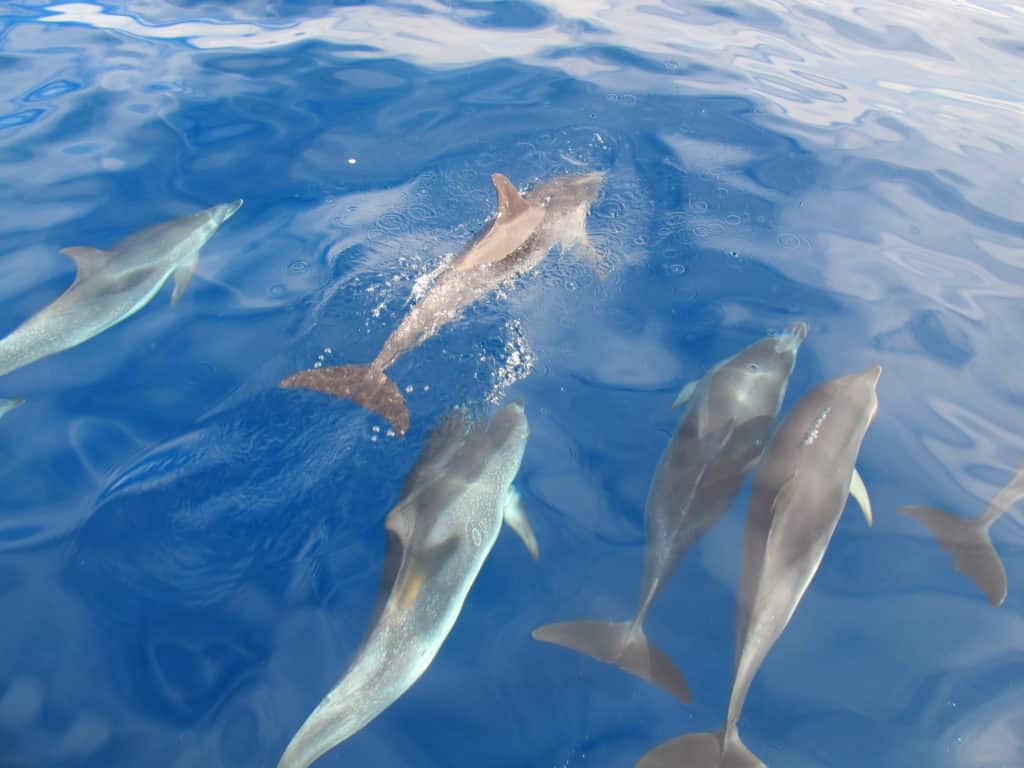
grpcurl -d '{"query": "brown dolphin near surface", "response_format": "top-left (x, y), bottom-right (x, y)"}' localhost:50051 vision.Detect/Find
top-left (277, 402), bottom-right (538, 768)
top-left (280, 171), bottom-right (604, 436)
top-left (637, 365), bottom-right (881, 768)
top-left (532, 323), bottom-right (808, 704)
top-left (900, 462), bottom-right (1022, 607)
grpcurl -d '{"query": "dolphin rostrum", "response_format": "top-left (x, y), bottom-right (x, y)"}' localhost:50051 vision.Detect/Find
top-left (278, 401), bottom-right (539, 768)
top-left (900, 462), bottom-right (1022, 607)
top-left (280, 171), bottom-right (604, 436)
top-left (637, 365), bottom-right (881, 768)
top-left (0, 200), bottom-right (243, 393)
top-left (532, 323), bottom-right (808, 704)
top-left (0, 398), bottom-right (23, 420)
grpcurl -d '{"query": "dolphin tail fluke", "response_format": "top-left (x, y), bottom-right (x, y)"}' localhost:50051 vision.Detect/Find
top-left (900, 505), bottom-right (1007, 606)
top-left (635, 728), bottom-right (764, 768)
top-left (531, 619), bottom-right (691, 704)
top-left (279, 364), bottom-right (410, 436)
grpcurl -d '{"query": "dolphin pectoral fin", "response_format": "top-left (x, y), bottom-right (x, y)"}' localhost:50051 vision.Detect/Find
top-left (280, 364), bottom-right (410, 436)
top-left (849, 467), bottom-right (873, 527)
top-left (899, 505), bottom-right (1007, 607)
top-left (395, 560), bottom-right (429, 613)
top-left (764, 473), bottom-right (800, 556)
top-left (502, 486), bottom-right (539, 559)
top-left (171, 260), bottom-right (197, 305)
top-left (532, 620), bottom-right (691, 704)
top-left (672, 380), bottom-right (698, 409)
top-left (491, 173), bottom-right (530, 218)
top-left (393, 537), bottom-right (460, 613)
top-left (60, 246), bottom-right (109, 282)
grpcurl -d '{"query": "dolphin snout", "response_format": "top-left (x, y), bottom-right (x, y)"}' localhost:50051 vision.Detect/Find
top-left (215, 199), bottom-right (244, 223)
top-left (785, 321), bottom-right (808, 343)
top-left (862, 364), bottom-right (883, 387)
top-left (774, 320), bottom-right (808, 353)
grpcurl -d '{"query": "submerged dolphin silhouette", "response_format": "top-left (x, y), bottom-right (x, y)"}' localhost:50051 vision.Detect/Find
top-left (278, 401), bottom-right (539, 768)
top-left (532, 323), bottom-right (807, 704)
top-left (637, 365), bottom-right (881, 768)
top-left (280, 171), bottom-right (604, 436)
top-left (900, 462), bottom-right (1022, 607)
top-left (0, 200), bottom-right (243, 406)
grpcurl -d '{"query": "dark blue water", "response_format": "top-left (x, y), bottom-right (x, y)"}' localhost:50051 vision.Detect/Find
top-left (2, 1), bottom-right (1023, 766)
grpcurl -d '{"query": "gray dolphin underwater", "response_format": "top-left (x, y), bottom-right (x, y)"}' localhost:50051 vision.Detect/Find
top-left (280, 171), bottom-right (604, 436)
top-left (900, 461), bottom-right (1022, 607)
top-left (0, 199), bottom-right (243, 406)
top-left (532, 323), bottom-right (808, 704)
top-left (637, 365), bottom-right (881, 768)
top-left (278, 401), bottom-right (539, 768)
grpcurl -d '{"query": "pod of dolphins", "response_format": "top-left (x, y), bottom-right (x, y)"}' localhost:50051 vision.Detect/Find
top-left (0, 170), bottom-right (1016, 767)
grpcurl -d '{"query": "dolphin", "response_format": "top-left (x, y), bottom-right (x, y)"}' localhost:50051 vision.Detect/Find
top-left (532, 322), bottom-right (808, 704)
top-left (277, 401), bottom-right (539, 768)
top-left (637, 365), bottom-right (881, 768)
top-left (0, 398), bottom-right (23, 420)
top-left (899, 462), bottom-right (1022, 607)
top-left (279, 171), bottom-right (604, 436)
top-left (0, 200), bottom-right (243, 393)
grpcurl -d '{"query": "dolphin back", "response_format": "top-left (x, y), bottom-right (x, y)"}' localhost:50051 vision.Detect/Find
top-left (900, 505), bottom-right (1007, 606)
top-left (280, 364), bottom-right (410, 436)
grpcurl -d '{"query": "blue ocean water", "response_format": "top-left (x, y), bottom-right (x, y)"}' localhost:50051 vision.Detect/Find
top-left (1, 1), bottom-right (1023, 766)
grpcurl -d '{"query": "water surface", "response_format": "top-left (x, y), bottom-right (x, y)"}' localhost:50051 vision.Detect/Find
top-left (1, 1), bottom-right (1023, 766)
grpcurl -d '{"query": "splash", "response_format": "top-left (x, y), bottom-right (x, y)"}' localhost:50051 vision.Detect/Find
top-left (486, 318), bottom-right (535, 406)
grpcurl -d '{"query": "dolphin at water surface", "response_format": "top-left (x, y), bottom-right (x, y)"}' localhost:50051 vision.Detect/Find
top-left (900, 461), bottom-right (1022, 607)
top-left (637, 365), bottom-right (880, 768)
top-left (0, 200), bottom-right (243, 406)
top-left (277, 401), bottom-right (539, 768)
top-left (532, 323), bottom-right (807, 704)
top-left (280, 171), bottom-right (604, 436)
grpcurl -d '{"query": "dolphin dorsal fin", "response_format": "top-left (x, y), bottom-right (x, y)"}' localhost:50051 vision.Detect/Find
top-left (849, 467), bottom-right (873, 527)
top-left (503, 486), bottom-right (539, 559)
top-left (491, 173), bottom-right (530, 218)
top-left (60, 246), bottom-right (109, 282)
